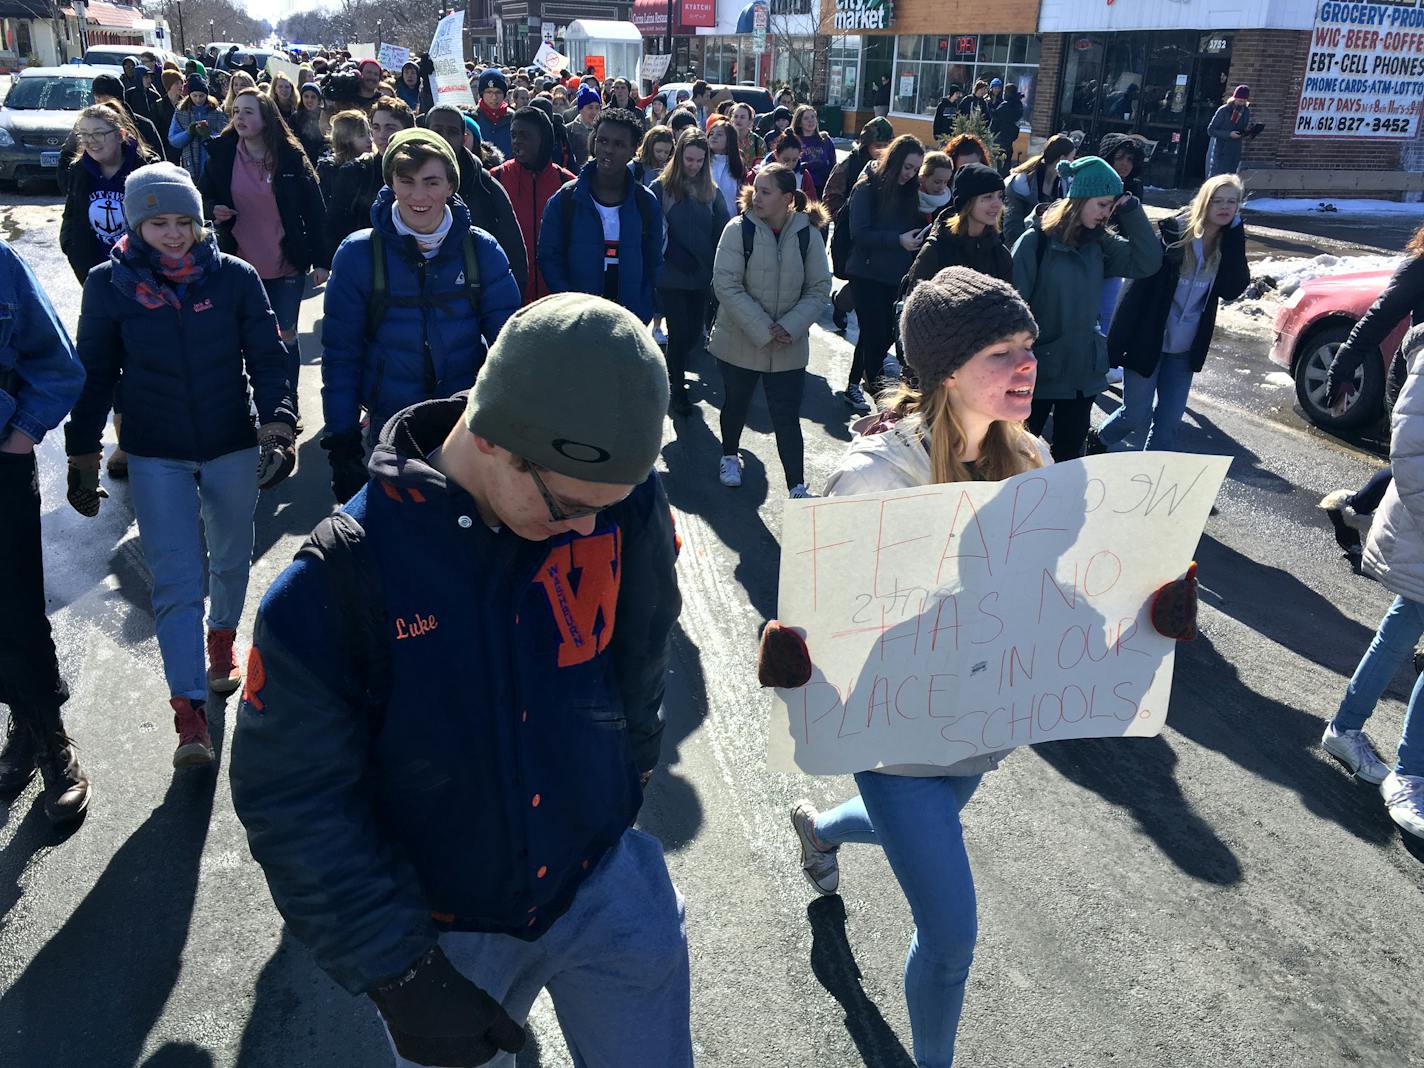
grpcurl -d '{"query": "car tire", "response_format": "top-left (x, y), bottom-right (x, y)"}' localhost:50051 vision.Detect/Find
top-left (1293, 323), bottom-right (1384, 431)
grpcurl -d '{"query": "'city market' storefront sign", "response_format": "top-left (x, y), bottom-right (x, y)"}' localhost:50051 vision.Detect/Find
top-left (834, 0), bottom-right (893, 31)
top-left (1296, 0), bottom-right (1424, 137)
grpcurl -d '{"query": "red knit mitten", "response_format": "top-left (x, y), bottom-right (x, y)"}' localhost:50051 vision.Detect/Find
top-left (1151, 561), bottom-right (1199, 641)
top-left (757, 620), bottom-right (813, 688)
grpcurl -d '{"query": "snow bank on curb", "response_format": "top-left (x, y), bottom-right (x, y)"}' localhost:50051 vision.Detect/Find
top-left (1244, 197), bottom-right (1424, 216)
top-left (1216, 252), bottom-right (1401, 340)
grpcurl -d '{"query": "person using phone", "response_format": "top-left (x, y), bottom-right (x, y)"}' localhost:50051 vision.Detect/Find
top-left (168, 74), bottom-right (227, 182)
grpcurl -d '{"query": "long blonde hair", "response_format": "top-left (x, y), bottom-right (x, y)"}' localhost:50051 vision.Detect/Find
top-left (1172, 173), bottom-right (1243, 274)
top-left (880, 378), bottom-right (1044, 484)
top-left (223, 71), bottom-right (256, 114)
top-left (1040, 195), bottom-right (1092, 248)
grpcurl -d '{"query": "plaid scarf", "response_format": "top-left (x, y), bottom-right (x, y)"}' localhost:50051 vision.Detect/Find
top-left (109, 228), bottom-right (218, 311)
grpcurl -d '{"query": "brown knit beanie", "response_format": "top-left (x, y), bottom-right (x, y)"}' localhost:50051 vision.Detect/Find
top-left (900, 267), bottom-right (1038, 386)
top-left (161, 70), bottom-right (183, 93)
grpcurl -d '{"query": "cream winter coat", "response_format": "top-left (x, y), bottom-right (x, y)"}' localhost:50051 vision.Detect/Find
top-left (824, 412), bottom-right (1052, 778)
top-left (708, 209), bottom-right (832, 373)
top-left (1365, 325), bottom-right (1424, 599)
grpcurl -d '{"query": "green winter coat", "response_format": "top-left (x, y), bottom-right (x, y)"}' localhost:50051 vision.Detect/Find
top-left (1010, 199), bottom-right (1162, 400)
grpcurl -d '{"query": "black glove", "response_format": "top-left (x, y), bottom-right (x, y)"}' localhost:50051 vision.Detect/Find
top-left (256, 422), bottom-right (297, 490)
top-left (369, 946), bottom-right (525, 1067)
top-left (66, 455), bottom-right (107, 517)
top-left (321, 427), bottom-right (366, 503)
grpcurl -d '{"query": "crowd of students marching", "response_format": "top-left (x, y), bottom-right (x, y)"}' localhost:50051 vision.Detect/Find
top-left (4, 48), bottom-right (1424, 1068)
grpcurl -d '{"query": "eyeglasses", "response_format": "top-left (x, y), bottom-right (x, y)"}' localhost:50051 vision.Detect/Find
top-left (527, 465), bottom-right (604, 523)
top-left (75, 129), bottom-right (117, 144)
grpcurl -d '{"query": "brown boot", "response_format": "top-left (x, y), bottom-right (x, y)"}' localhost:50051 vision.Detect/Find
top-left (32, 713), bottom-right (91, 824)
top-left (171, 697), bottom-right (213, 767)
top-left (206, 628), bottom-right (241, 694)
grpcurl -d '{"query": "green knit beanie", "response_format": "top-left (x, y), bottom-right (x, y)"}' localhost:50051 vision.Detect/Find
top-left (382, 127), bottom-right (461, 186)
top-left (1058, 155), bottom-right (1124, 200)
top-left (464, 294), bottom-right (669, 485)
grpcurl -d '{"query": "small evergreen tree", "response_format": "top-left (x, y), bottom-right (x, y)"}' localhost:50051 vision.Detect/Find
top-left (942, 108), bottom-right (1004, 169)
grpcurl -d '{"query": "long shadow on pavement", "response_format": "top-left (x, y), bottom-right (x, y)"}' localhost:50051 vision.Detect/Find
top-left (807, 895), bottom-right (916, 1068)
top-left (0, 724), bottom-right (222, 1064)
top-left (635, 622), bottom-right (708, 852)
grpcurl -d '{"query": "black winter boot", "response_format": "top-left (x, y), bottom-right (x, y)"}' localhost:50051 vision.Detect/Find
top-left (0, 714), bottom-right (38, 793)
top-left (32, 710), bottom-right (90, 824)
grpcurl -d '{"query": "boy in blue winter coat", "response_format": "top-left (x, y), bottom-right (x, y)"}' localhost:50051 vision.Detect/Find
top-left (320, 128), bottom-right (521, 502)
top-left (0, 238), bottom-right (91, 824)
top-left (232, 293), bottom-right (691, 1068)
top-left (537, 108), bottom-right (664, 324)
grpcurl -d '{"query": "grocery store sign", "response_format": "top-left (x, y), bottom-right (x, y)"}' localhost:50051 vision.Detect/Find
top-left (1296, 0), bottom-right (1424, 138)
top-left (834, 0), bottom-right (893, 31)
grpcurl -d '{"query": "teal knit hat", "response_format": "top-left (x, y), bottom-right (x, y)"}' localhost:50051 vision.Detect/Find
top-left (1057, 155), bottom-right (1123, 200)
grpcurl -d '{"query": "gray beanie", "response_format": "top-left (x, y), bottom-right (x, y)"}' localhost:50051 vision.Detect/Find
top-left (465, 293), bottom-right (669, 484)
top-left (123, 162), bottom-right (203, 231)
top-left (900, 267), bottom-right (1038, 385)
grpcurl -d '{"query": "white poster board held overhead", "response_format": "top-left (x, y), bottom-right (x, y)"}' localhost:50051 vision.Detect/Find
top-left (348, 42), bottom-right (376, 60)
top-left (378, 43), bottom-right (411, 71)
top-left (640, 52), bottom-right (671, 83)
top-left (767, 452), bottom-right (1231, 776)
top-left (534, 42), bottom-right (569, 76)
top-left (429, 12), bottom-right (476, 108)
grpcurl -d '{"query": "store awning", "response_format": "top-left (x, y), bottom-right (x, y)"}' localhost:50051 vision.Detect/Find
top-left (734, 1), bottom-right (766, 34)
top-left (631, 0), bottom-right (670, 35)
top-left (63, 1), bottom-right (144, 29)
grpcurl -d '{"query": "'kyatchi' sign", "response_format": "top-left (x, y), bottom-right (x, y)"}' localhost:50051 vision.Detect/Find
top-left (767, 453), bottom-right (1230, 776)
top-left (1296, 0), bottom-right (1424, 137)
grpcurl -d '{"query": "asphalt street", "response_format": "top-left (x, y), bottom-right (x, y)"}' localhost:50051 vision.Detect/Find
top-left (0, 192), bottom-right (1421, 1068)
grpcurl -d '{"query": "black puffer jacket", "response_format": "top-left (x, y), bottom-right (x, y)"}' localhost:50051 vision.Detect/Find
top-left (1107, 212), bottom-right (1250, 376)
top-left (66, 250), bottom-right (296, 462)
top-left (1327, 254), bottom-right (1424, 398)
top-left (200, 135), bottom-right (330, 273)
top-left (905, 216), bottom-right (1013, 290)
top-left (454, 144), bottom-right (528, 299)
top-left (323, 152), bottom-right (384, 258)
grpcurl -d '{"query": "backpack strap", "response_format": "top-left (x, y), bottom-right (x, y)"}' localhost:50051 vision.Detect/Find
top-left (366, 229), bottom-right (387, 341)
top-left (742, 215), bottom-right (813, 270)
top-left (296, 511), bottom-right (390, 725)
top-left (797, 224), bottom-right (811, 263)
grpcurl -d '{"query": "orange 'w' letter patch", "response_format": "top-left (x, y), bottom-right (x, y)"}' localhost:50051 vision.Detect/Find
top-left (535, 531), bottom-right (620, 667)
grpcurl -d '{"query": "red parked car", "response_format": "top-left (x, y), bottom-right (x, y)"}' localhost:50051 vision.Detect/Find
top-left (1269, 265), bottom-right (1408, 430)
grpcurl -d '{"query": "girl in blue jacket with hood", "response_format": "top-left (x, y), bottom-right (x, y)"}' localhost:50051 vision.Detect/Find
top-left (320, 128), bottom-right (521, 503)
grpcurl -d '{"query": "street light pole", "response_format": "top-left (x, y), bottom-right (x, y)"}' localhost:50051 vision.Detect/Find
top-left (174, 0), bottom-right (185, 54)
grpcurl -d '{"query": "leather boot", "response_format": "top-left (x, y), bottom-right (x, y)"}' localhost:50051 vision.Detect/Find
top-left (0, 713), bottom-right (38, 793)
top-left (206, 628), bottom-right (241, 695)
top-left (32, 711), bottom-right (90, 824)
top-left (172, 697), bottom-right (213, 767)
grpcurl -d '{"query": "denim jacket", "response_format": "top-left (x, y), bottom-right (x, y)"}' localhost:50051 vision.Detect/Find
top-left (0, 239), bottom-right (83, 444)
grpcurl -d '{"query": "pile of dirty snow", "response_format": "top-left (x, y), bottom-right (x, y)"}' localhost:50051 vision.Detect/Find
top-left (1215, 252), bottom-right (1401, 339)
top-left (1244, 198), bottom-right (1424, 217)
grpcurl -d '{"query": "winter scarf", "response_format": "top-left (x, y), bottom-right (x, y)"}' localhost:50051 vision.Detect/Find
top-left (919, 188), bottom-right (951, 214)
top-left (479, 99), bottom-right (509, 126)
top-left (109, 228), bottom-right (219, 310)
top-left (391, 202), bottom-right (454, 258)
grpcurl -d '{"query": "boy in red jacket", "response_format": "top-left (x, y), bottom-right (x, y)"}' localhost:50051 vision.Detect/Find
top-left (493, 106), bottom-right (575, 304)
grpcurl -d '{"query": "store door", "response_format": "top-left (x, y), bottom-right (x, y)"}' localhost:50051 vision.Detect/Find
top-left (1183, 53), bottom-right (1232, 183)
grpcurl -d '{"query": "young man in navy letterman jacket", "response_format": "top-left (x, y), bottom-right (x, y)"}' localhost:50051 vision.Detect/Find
top-left (231, 293), bottom-right (690, 1067)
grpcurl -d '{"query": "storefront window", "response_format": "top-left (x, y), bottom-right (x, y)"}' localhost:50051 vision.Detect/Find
top-left (862, 34), bottom-right (893, 110)
top-left (1060, 34), bottom-right (1104, 126)
top-left (770, 36), bottom-right (815, 97)
top-left (826, 35), bottom-right (861, 109)
top-left (1140, 35), bottom-right (1193, 128)
top-left (884, 33), bottom-right (1040, 121)
top-left (1100, 38), bottom-right (1146, 126)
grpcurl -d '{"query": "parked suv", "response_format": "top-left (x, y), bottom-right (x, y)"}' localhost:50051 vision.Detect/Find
top-left (0, 66), bottom-right (102, 189)
top-left (1269, 264), bottom-right (1406, 431)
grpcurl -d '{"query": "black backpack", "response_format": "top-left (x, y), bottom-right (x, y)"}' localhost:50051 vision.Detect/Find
top-left (740, 215), bottom-right (811, 271)
top-left (829, 197), bottom-right (853, 280)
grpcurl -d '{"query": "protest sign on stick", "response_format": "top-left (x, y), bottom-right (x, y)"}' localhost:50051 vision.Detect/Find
top-left (640, 53), bottom-right (671, 83)
top-left (534, 42), bottom-right (569, 76)
top-left (767, 452), bottom-right (1230, 775)
top-left (348, 42), bottom-right (376, 60)
top-left (428, 12), bottom-right (476, 108)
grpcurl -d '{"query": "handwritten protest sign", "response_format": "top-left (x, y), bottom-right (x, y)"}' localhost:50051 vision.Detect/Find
top-left (586, 55), bottom-right (606, 81)
top-left (378, 43), bottom-right (411, 71)
top-left (534, 42), bottom-right (569, 76)
top-left (767, 452), bottom-right (1230, 775)
top-left (428, 12), bottom-right (476, 108)
top-left (640, 53), bottom-right (671, 83)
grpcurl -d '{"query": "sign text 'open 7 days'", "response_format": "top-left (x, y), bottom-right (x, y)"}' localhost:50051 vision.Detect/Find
top-left (767, 452), bottom-right (1231, 776)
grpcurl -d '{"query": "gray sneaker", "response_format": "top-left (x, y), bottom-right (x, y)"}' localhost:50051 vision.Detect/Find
top-left (791, 800), bottom-right (839, 895)
top-left (1322, 723), bottom-right (1391, 785)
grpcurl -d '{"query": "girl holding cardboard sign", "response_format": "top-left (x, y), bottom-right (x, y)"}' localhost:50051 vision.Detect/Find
top-left (758, 266), bottom-right (1197, 1067)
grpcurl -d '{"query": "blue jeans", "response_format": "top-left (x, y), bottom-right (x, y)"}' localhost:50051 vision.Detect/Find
top-left (386, 828), bottom-right (692, 1068)
top-left (815, 772), bottom-right (983, 1068)
top-left (262, 273), bottom-right (305, 405)
top-left (1332, 595), bottom-right (1424, 777)
top-left (1097, 276), bottom-right (1124, 337)
top-left (1098, 353), bottom-right (1195, 451)
top-left (127, 447), bottom-right (260, 701)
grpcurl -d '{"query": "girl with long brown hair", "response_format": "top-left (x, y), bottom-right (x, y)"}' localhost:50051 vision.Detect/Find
top-left (706, 116), bottom-right (746, 219)
top-left (653, 129), bottom-right (732, 414)
top-left (1003, 131), bottom-right (1076, 243)
top-left (200, 88), bottom-right (328, 424)
top-left (842, 133), bottom-right (925, 411)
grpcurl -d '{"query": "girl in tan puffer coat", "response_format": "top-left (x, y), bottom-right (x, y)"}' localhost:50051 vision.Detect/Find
top-left (709, 163), bottom-right (832, 498)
